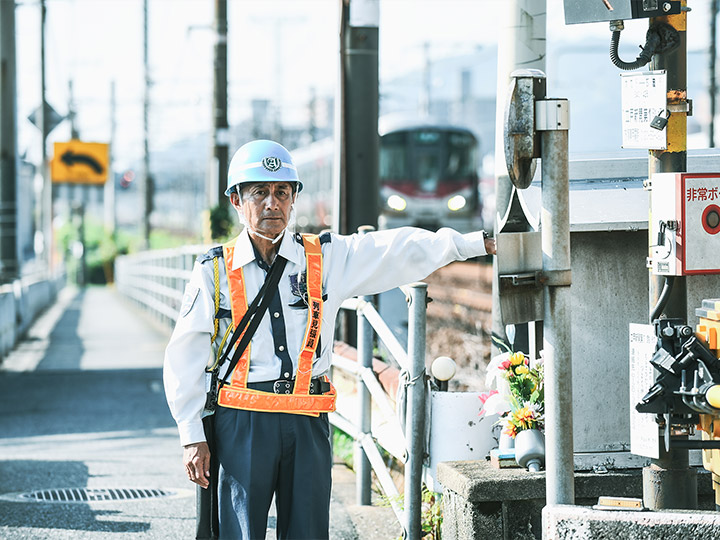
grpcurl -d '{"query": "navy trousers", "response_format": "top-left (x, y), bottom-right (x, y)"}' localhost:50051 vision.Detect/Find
top-left (214, 406), bottom-right (332, 540)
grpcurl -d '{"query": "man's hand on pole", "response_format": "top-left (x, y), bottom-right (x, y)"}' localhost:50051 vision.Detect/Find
top-left (484, 236), bottom-right (496, 255)
top-left (184, 441), bottom-right (211, 488)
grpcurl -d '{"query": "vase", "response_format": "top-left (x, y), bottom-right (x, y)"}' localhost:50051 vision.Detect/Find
top-left (498, 430), bottom-right (515, 451)
top-left (514, 429), bottom-right (545, 471)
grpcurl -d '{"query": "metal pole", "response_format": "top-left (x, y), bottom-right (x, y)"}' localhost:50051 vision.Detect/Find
top-left (404, 283), bottom-right (427, 540)
top-left (337, 0), bottom-right (379, 235)
top-left (141, 0), bottom-right (151, 249)
top-left (645, 4), bottom-right (697, 510)
top-left (105, 80), bottom-right (116, 238)
top-left (0, 0), bottom-right (19, 283)
top-left (40, 0), bottom-right (52, 268)
top-left (538, 99), bottom-right (574, 505)
top-left (211, 0), bottom-right (228, 210)
top-left (492, 0), bottom-right (546, 356)
top-left (356, 293), bottom-right (373, 505)
top-left (711, 0), bottom-right (718, 147)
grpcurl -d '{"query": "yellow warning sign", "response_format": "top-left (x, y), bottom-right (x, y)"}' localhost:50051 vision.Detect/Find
top-left (51, 140), bottom-right (110, 184)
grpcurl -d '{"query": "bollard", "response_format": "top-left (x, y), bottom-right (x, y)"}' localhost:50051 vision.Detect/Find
top-left (404, 283), bottom-right (428, 540)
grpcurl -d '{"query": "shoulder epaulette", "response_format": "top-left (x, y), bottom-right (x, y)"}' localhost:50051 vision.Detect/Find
top-left (197, 246), bottom-right (224, 264)
top-left (293, 232), bottom-right (332, 246)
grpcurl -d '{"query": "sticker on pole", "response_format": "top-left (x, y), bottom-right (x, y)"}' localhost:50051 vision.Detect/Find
top-left (620, 70), bottom-right (667, 150)
top-left (629, 323), bottom-right (659, 459)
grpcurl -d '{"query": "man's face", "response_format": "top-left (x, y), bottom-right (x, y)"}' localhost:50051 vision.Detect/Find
top-left (230, 182), bottom-right (296, 237)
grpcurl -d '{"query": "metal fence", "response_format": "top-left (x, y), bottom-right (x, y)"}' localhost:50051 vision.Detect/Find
top-left (114, 246), bottom-right (429, 539)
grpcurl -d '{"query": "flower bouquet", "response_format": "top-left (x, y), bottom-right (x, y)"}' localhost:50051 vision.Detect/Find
top-left (480, 351), bottom-right (545, 440)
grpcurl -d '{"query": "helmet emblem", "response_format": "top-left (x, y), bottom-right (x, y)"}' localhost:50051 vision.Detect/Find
top-left (262, 157), bottom-right (282, 172)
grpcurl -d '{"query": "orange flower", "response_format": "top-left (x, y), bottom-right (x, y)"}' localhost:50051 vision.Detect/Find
top-left (514, 406), bottom-right (535, 429)
top-left (503, 422), bottom-right (518, 438)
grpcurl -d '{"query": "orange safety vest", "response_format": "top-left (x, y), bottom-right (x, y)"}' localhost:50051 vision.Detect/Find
top-left (216, 233), bottom-right (337, 416)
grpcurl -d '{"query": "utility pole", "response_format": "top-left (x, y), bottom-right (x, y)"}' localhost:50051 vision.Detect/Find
top-left (420, 41), bottom-right (431, 117)
top-left (210, 0), bottom-right (228, 210)
top-left (644, 1), bottom-right (696, 510)
top-left (140, 0), bottom-right (151, 249)
top-left (68, 80), bottom-right (79, 139)
top-left (105, 80), bottom-right (116, 238)
top-left (0, 0), bottom-right (19, 283)
top-left (492, 0), bottom-right (547, 357)
top-left (40, 0), bottom-right (52, 268)
top-left (336, 0), bottom-right (379, 235)
top-left (710, 0), bottom-right (718, 147)
top-left (67, 79), bottom-right (86, 287)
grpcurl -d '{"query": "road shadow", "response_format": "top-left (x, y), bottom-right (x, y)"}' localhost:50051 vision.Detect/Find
top-left (0, 368), bottom-right (175, 439)
top-left (35, 288), bottom-right (86, 371)
top-left (0, 459), bottom-right (150, 533)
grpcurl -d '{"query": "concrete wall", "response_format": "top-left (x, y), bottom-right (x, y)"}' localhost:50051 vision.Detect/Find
top-left (0, 273), bottom-right (65, 359)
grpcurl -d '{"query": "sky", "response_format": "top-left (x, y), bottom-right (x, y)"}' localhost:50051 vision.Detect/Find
top-left (12, 0), bottom-right (715, 171)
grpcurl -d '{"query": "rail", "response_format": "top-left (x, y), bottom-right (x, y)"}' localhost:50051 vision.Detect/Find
top-left (114, 245), bottom-right (429, 539)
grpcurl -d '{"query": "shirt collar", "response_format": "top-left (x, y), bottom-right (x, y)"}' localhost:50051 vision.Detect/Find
top-left (231, 228), bottom-right (304, 271)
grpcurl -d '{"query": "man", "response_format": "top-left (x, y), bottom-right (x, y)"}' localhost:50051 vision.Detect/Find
top-left (164, 139), bottom-right (496, 539)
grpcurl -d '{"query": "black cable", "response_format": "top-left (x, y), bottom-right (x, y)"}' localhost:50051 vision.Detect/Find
top-left (610, 29), bottom-right (655, 71)
top-left (650, 276), bottom-right (675, 323)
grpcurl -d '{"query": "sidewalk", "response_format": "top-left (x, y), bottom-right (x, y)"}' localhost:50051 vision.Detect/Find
top-left (0, 286), bottom-right (400, 539)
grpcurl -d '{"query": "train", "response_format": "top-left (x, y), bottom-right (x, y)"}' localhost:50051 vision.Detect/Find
top-left (291, 117), bottom-right (484, 233)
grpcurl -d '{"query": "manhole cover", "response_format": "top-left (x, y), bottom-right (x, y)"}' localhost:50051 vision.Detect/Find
top-left (17, 488), bottom-right (177, 503)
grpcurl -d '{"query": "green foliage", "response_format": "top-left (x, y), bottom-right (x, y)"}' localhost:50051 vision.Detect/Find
top-left (209, 203), bottom-right (234, 241)
top-left (380, 486), bottom-right (443, 540)
top-left (332, 428), bottom-right (354, 469)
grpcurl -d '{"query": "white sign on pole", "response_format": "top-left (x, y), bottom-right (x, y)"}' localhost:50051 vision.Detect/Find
top-left (620, 70), bottom-right (667, 150)
top-left (349, 0), bottom-right (379, 27)
top-left (629, 323), bottom-right (659, 459)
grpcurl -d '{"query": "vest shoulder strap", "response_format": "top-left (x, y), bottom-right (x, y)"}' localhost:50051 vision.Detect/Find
top-left (197, 245), bottom-right (224, 264)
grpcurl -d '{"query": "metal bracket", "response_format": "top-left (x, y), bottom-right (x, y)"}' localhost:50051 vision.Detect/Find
top-left (535, 99), bottom-right (570, 131)
top-left (667, 99), bottom-right (692, 116)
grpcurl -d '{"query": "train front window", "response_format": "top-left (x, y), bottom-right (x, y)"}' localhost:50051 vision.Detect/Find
top-left (380, 129), bottom-right (478, 190)
top-left (379, 132), bottom-right (410, 182)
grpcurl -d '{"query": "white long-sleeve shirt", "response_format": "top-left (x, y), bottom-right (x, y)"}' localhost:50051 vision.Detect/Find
top-left (163, 226), bottom-right (488, 446)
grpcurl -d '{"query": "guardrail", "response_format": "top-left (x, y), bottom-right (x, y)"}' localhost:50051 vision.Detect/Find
top-left (115, 245), bottom-right (429, 539)
top-left (0, 268), bottom-right (66, 359)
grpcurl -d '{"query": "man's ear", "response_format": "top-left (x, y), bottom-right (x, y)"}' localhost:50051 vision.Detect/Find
top-left (229, 192), bottom-right (241, 208)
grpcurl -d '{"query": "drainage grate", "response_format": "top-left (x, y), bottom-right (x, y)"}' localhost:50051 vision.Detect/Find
top-left (19, 488), bottom-right (175, 503)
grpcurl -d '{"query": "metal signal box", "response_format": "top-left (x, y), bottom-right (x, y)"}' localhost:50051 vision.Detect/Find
top-left (563, 0), bottom-right (681, 25)
top-left (651, 173), bottom-right (720, 276)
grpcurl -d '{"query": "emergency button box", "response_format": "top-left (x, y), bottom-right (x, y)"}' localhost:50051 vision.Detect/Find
top-left (651, 172), bottom-right (720, 276)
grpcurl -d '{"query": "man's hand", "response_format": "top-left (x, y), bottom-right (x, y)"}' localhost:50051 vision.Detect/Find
top-left (183, 441), bottom-right (211, 489)
top-left (484, 236), bottom-right (497, 255)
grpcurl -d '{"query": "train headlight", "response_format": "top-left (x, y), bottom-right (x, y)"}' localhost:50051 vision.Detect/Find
top-left (447, 195), bottom-right (466, 211)
top-left (387, 195), bottom-right (407, 212)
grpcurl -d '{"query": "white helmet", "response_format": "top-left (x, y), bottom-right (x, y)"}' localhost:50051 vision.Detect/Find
top-left (225, 139), bottom-right (303, 196)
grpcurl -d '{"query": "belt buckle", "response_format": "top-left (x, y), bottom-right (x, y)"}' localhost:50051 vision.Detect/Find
top-left (273, 379), bottom-right (293, 394)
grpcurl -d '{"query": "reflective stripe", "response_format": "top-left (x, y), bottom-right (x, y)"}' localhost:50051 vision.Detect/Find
top-left (222, 241), bottom-right (251, 388)
top-left (218, 233), bottom-right (336, 414)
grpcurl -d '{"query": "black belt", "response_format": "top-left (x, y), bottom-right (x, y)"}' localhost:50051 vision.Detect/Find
top-left (247, 378), bottom-right (330, 395)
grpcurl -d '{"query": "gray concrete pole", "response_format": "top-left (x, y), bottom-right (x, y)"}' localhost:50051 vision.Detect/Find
top-left (404, 283), bottom-right (428, 540)
top-left (644, 6), bottom-right (697, 510)
top-left (211, 0), bottom-right (229, 210)
top-left (141, 0), bottom-right (151, 249)
top-left (538, 100), bottom-right (574, 505)
top-left (492, 0), bottom-right (546, 356)
top-left (0, 0), bottom-right (19, 283)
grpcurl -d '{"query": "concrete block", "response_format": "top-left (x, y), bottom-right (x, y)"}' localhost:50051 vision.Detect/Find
top-left (543, 504), bottom-right (720, 540)
top-left (438, 460), bottom-right (715, 540)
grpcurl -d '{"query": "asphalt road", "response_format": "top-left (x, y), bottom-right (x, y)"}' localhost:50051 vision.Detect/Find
top-left (0, 287), bottom-right (399, 540)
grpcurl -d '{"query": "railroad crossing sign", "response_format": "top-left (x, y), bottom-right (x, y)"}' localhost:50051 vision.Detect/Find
top-left (51, 140), bottom-right (110, 184)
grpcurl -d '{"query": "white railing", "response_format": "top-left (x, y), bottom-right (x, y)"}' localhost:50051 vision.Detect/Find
top-left (114, 246), bottom-right (428, 539)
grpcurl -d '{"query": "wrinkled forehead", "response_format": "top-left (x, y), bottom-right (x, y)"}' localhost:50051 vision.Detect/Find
top-left (240, 181), bottom-right (296, 194)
